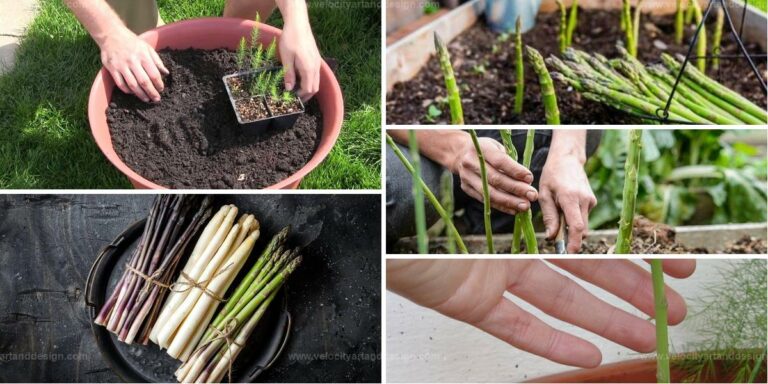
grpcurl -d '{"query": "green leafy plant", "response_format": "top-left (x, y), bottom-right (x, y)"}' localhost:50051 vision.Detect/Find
top-left (424, 104), bottom-right (442, 123)
top-left (236, 37), bottom-right (248, 71)
top-left (423, 2), bottom-right (439, 15)
top-left (265, 38), bottom-right (277, 65)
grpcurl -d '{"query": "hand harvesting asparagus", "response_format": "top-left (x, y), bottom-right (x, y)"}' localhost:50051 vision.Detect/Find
top-left (388, 129), bottom-right (596, 252)
top-left (387, 259), bottom-right (695, 368)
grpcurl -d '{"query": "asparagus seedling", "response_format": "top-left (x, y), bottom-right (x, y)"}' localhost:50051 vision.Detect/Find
top-left (565, 0), bottom-right (579, 47)
top-left (408, 130), bottom-right (428, 254)
top-left (514, 17), bottom-right (525, 114)
top-left (434, 32), bottom-right (464, 124)
top-left (469, 129), bottom-right (494, 254)
top-left (690, 0), bottom-right (707, 72)
top-left (555, 0), bottom-right (567, 52)
top-left (236, 37), bottom-right (248, 71)
top-left (387, 134), bottom-right (468, 253)
top-left (526, 46), bottom-right (560, 124)
top-left (675, 0), bottom-right (684, 44)
top-left (251, 45), bottom-right (264, 71)
top-left (623, 0), bottom-right (635, 57)
top-left (650, 259), bottom-right (671, 383)
top-left (685, 0), bottom-right (695, 24)
top-left (712, 7), bottom-right (724, 70)
top-left (615, 129), bottom-right (642, 254)
top-left (632, 0), bottom-right (644, 58)
top-left (265, 38), bottom-right (277, 65)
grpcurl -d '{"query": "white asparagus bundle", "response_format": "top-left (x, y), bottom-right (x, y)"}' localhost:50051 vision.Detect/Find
top-left (150, 204), bottom-right (261, 361)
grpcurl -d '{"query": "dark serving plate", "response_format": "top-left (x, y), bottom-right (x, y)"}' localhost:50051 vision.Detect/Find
top-left (85, 219), bottom-right (291, 383)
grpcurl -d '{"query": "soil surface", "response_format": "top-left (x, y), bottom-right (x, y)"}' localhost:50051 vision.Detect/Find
top-left (236, 97), bottom-right (269, 121)
top-left (387, 9), bottom-right (768, 124)
top-left (108, 49), bottom-right (321, 189)
top-left (266, 96), bottom-right (303, 115)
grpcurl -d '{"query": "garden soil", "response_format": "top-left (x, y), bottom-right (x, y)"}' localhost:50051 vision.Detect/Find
top-left (387, 10), bottom-right (767, 124)
top-left (108, 49), bottom-right (321, 189)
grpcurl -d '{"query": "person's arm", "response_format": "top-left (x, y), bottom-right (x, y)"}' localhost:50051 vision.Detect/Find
top-left (389, 129), bottom-right (537, 215)
top-left (538, 130), bottom-right (597, 253)
top-left (65, 0), bottom-right (168, 103)
top-left (387, 259), bottom-right (695, 368)
top-left (275, 0), bottom-right (321, 101)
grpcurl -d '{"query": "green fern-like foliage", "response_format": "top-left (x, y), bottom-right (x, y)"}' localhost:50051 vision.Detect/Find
top-left (236, 37), bottom-right (247, 71)
top-left (265, 38), bottom-right (277, 64)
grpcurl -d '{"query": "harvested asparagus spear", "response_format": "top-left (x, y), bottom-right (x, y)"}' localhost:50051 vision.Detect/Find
top-left (434, 32), bottom-right (464, 124)
top-left (514, 16), bottom-right (525, 114)
top-left (469, 129), bottom-right (495, 254)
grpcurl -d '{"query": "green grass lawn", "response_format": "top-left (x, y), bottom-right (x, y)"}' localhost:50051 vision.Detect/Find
top-left (0, 0), bottom-right (380, 189)
top-left (748, 0), bottom-right (768, 12)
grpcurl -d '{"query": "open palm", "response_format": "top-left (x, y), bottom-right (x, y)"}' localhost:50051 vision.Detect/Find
top-left (387, 259), bottom-right (695, 368)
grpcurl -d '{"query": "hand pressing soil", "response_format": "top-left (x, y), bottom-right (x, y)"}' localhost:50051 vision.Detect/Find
top-left (107, 48), bottom-right (322, 189)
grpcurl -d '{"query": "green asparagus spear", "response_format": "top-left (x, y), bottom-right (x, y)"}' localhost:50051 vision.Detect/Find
top-left (615, 129), bottom-right (642, 254)
top-left (525, 46), bottom-right (560, 124)
top-left (514, 17), bottom-right (525, 115)
top-left (434, 33), bottom-right (464, 124)
top-left (408, 130), bottom-right (428, 254)
top-left (469, 129), bottom-right (494, 254)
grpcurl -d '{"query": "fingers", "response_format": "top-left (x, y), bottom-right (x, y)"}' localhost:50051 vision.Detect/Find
top-left (508, 260), bottom-right (658, 353)
top-left (141, 58), bottom-right (165, 95)
top-left (549, 259), bottom-right (689, 325)
top-left (483, 146), bottom-right (534, 184)
top-left (131, 60), bottom-right (161, 102)
top-left (281, 55), bottom-right (297, 92)
top-left (120, 69), bottom-right (150, 103)
top-left (539, 190), bottom-right (560, 239)
top-left (149, 49), bottom-right (169, 75)
top-left (561, 198), bottom-right (586, 253)
top-left (474, 297), bottom-right (602, 368)
top-left (485, 166), bottom-right (538, 202)
top-left (297, 62), bottom-right (319, 101)
top-left (109, 69), bottom-right (131, 95)
top-left (460, 172), bottom-right (529, 215)
top-left (643, 259), bottom-right (696, 278)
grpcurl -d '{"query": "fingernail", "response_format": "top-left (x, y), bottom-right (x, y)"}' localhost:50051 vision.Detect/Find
top-left (517, 202), bottom-right (528, 211)
top-left (526, 191), bottom-right (537, 201)
top-left (524, 174), bottom-right (533, 183)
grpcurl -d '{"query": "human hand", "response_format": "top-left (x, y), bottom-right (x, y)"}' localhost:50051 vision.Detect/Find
top-left (449, 137), bottom-right (538, 215)
top-left (539, 152), bottom-right (597, 253)
top-left (98, 26), bottom-right (169, 103)
top-left (278, 17), bottom-right (321, 101)
top-left (387, 259), bottom-right (695, 368)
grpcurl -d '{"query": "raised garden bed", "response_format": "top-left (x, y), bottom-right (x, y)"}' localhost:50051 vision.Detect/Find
top-left (394, 219), bottom-right (768, 254)
top-left (386, 5), bottom-right (767, 124)
top-left (88, 18), bottom-right (344, 190)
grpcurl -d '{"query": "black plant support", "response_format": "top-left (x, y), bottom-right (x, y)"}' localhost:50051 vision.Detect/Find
top-left (643, 0), bottom-right (767, 124)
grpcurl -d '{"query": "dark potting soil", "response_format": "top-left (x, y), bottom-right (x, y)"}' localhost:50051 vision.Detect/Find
top-left (107, 48), bottom-right (321, 189)
top-left (386, 9), bottom-right (768, 124)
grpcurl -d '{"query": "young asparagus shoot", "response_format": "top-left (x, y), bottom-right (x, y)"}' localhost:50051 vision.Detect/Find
top-left (525, 46), bottom-right (561, 124)
top-left (615, 129), bottom-right (642, 254)
top-left (623, 0), bottom-right (636, 57)
top-left (265, 38), bottom-right (277, 65)
top-left (632, 0), bottom-right (644, 58)
top-left (270, 68), bottom-right (285, 99)
top-left (514, 16), bottom-right (525, 114)
top-left (408, 130), bottom-right (428, 254)
top-left (712, 7), bottom-right (724, 70)
top-left (674, 0), bottom-right (684, 44)
top-left (387, 134), bottom-right (469, 253)
top-left (249, 22), bottom-right (260, 52)
top-left (499, 130), bottom-right (521, 254)
top-left (236, 37), bottom-right (248, 71)
top-left (251, 45), bottom-right (264, 71)
top-left (469, 129), bottom-right (495, 254)
top-left (281, 90), bottom-right (293, 103)
top-left (434, 32), bottom-right (464, 124)
top-left (690, 0), bottom-right (707, 72)
top-left (650, 259), bottom-right (671, 383)
top-left (518, 129), bottom-right (539, 254)
top-left (555, 0), bottom-right (567, 52)
top-left (565, 0), bottom-right (579, 47)
top-left (439, 171), bottom-right (457, 254)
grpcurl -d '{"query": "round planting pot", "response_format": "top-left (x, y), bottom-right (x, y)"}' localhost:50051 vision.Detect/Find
top-left (88, 18), bottom-right (344, 189)
top-left (528, 352), bottom-right (767, 383)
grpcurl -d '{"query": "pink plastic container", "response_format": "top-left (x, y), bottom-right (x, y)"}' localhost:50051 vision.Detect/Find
top-left (88, 18), bottom-right (344, 189)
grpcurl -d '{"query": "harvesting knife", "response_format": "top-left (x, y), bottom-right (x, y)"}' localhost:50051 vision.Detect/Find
top-left (555, 213), bottom-right (567, 254)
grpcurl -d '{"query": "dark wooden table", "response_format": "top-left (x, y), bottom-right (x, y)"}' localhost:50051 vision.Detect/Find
top-left (0, 194), bottom-right (381, 382)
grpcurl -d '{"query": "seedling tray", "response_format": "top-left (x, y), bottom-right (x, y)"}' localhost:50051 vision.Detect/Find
top-left (85, 219), bottom-right (291, 382)
top-left (223, 68), bottom-right (305, 130)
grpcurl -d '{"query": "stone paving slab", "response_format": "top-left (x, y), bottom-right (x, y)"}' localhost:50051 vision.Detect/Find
top-left (0, 0), bottom-right (39, 74)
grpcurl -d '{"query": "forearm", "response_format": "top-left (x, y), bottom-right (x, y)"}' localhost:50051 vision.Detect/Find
top-left (550, 130), bottom-right (587, 164)
top-left (276, 0), bottom-right (311, 26)
top-left (64, 0), bottom-right (130, 47)
top-left (389, 129), bottom-right (470, 172)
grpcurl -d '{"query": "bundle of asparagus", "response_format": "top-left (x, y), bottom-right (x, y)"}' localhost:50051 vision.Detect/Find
top-left (95, 195), bottom-right (213, 345)
top-left (546, 48), bottom-right (768, 124)
top-left (175, 226), bottom-right (301, 383)
top-left (151, 204), bottom-right (262, 361)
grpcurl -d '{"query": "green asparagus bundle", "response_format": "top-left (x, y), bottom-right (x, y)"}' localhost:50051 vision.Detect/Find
top-left (174, 227), bottom-right (302, 383)
top-left (546, 48), bottom-right (767, 124)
